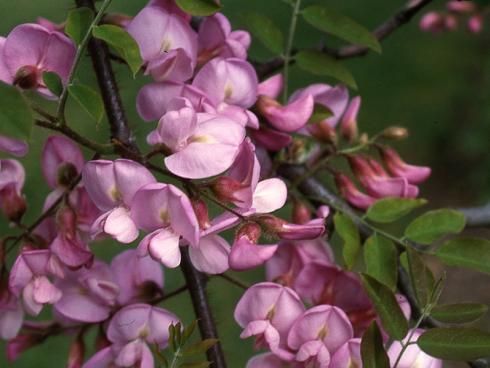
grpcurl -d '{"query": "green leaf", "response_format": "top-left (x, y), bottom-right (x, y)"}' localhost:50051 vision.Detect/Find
top-left (431, 303), bottom-right (488, 324)
top-left (418, 328), bottom-right (490, 361)
top-left (365, 198), bottom-right (427, 223)
top-left (65, 7), bottom-right (94, 44)
top-left (404, 209), bottom-right (466, 244)
top-left (435, 237), bottom-right (490, 275)
top-left (175, 0), bottom-right (221, 16)
top-left (334, 213), bottom-right (361, 270)
top-left (183, 339), bottom-right (218, 356)
top-left (406, 248), bottom-right (435, 307)
top-left (182, 320), bottom-right (198, 345)
top-left (68, 83), bottom-right (104, 123)
top-left (168, 323), bottom-right (177, 352)
top-left (361, 322), bottom-right (390, 368)
top-left (0, 82), bottom-right (33, 140)
top-left (42, 72), bottom-right (63, 97)
top-left (242, 13), bottom-right (283, 54)
top-left (363, 234), bottom-right (398, 291)
top-left (296, 50), bottom-right (357, 89)
top-left (174, 322), bottom-right (182, 346)
top-left (302, 5), bottom-right (381, 53)
top-left (179, 362), bottom-right (211, 368)
top-left (308, 104), bottom-right (333, 124)
top-left (361, 274), bottom-right (408, 341)
top-left (92, 25), bottom-right (143, 76)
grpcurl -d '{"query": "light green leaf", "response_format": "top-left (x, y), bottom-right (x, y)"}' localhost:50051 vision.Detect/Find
top-left (334, 213), bottom-right (361, 270)
top-left (243, 12), bottom-right (283, 54)
top-left (361, 322), bottom-right (390, 368)
top-left (431, 303), bottom-right (488, 324)
top-left (418, 328), bottom-right (490, 361)
top-left (42, 72), bottom-right (63, 97)
top-left (68, 83), bottom-right (104, 123)
top-left (361, 274), bottom-right (408, 341)
top-left (363, 234), bottom-right (398, 291)
top-left (0, 82), bottom-right (33, 140)
top-left (435, 237), bottom-right (490, 274)
top-left (92, 25), bottom-right (143, 76)
top-left (404, 209), bottom-right (466, 244)
top-left (175, 0), bottom-right (221, 16)
top-left (65, 7), bottom-right (94, 45)
top-left (366, 197), bottom-right (427, 223)
top-left (302, 5), bottom-right (381, 53)
top-left (296, 50), bottom-right (357, 89)
top-left (182, 320), bottom-right (198, 345)
top-left (183, 339), bottom-right (218, 356)
top-left (406, 248), bottom-right (435, 308)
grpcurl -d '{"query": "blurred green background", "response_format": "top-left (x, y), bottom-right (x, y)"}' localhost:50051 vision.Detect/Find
top-left (0, 0), bottom-right (489, 367)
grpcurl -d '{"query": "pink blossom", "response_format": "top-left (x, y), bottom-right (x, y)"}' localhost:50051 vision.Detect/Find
top-left (9, 249), bottom-right (63, 316)
top-left (0, 159), bottom-right (26, 222)
top-left (131, 182), bottom-right (200, 267)
top-left (468, 14), bottom-right (483, 33)
top-left (379, 146), bottom-right (431, 185)
top-left (0, 135), bottom-right (28, 157)
top-left (0, 291), bottom-right (23, 340)
top-left (340, 96), bottom-right (361, 143)
top-left (287, 305), bottom-right (354, 367)
top-left (82, 159), bottom-right (156, 243)
top-left (188, 234), bottom-right (231, 274)
top-left (387, 329), bottom-right (443, 368)
top-left (447, 1), bottom-right (475, 13)
top-left (147, 105), bottom-right (246, 179)
top-left (234, 282), bottom-right (305, 360)
top-left (54, 261), bottom-right (119, 323)
top-left (420, 12), bottom-right (446, 33)
top-left (329, 338), bottom-right (362, 368)
top-left (193, 57), bottom-right (258, 108)
top-left (127, 6), bottom-right (197, 82)
top-left (249, 126), bottom-right (292, 151)
top-left (258, 74), bottom-right (284, 100)
top-left (246, 353), bottom-right (298, 368)
top-left (42, 136), bottom-right (85, 189)
top-left (1, 24), bottom-right (75, 95)
top-left (198, 13), bottom-right (251, 63)
top-left (334, 173), bottom-right (377, 210)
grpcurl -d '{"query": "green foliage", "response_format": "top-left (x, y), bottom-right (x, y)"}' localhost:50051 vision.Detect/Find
top-left (360, 322), bottom-right (390, 368)
top-left (243, 13), bottom-right (283, 54)
top-left (363, 234), bottom-right (397, 291)
top-left (42, 72), bottom-right (63, 97)
top-left (0, 82), bottom-right (33, 140)
top-left (435, 237), bottom-right (490, 274)
top-left (92, 25), bottom-right (143, 77)
top-left (365, 197), bottom-right (427, 223)
top-left (175, 0), bottom-right (221, 16)
top-left (418, 328), bottom-right (490, 361)
top-left (404, 209), bottom-right (466, 244)
top-left (333, 212), bottom-right (361, 270)
top-left (68, 83), bottom-right (104, 123)
top-left (295, 50), bottom-right (357, 89)
top-left (302, 5), bottom-right (381, 53)
top-left (406, 248), bottom-right (435, 307)
top-left (431, 303), bottom-right (488, 324)
top-left (65, 7), bottom-right (94, 45)
top-left (361, 274), bottom-right (408, 341)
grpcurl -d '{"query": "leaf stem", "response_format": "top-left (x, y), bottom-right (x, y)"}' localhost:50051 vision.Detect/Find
top-left (282, 0), bottom-right (302, 102)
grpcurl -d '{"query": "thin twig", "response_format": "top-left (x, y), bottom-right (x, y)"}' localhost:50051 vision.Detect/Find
top-left (218, 273), bottom-right (250, 290)
top-left (457, 201), bottom-right (490, 228)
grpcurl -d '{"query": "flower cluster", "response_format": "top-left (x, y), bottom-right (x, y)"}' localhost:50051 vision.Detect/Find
top-left (420, 1), bottom-right (486, 33)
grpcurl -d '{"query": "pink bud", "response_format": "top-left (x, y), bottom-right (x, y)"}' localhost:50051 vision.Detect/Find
top-left (292, 200), bottom-right (311, 224)
top-left (445, 14), bottom-right (458, 31)
top-left (334, 173), bottom-right (376, 210)
top-left (447, 1), bottom-right (475, 13)
top-left (307, 122), bottom-right (338, 144)
top-left (192, 198), bottom-right (211, 230)
top-left (378, 146), bottom-right (431, 185)
top-left (468, 14), bottom-right (483, 33)
top-left (420, 12), bottom-right (445, 32)
top-left (0, 183), bottom-right (26, 222)
top-left (67, 337), bottom-right (85, 368)
top-left (211, 176), bottom-right (246, 204)
top-left (340, 96), bottom-right (361, 143)
top-left (237, 222), bottom-right (262, 243)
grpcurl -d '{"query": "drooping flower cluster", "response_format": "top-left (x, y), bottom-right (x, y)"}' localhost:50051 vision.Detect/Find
top-left (420, 1), bottom-right (486, 33)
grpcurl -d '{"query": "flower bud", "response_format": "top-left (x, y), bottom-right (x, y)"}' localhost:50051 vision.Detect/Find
top-left (445, 14), bottom-right (458, 31)
top-left (447, 0), bottom-right (475, 13)
top-left (381, 126), bottom-right (409, 140)
top-left (292, 200), bottom-right (311, 224)
top-left (55, 205), bottom-right (77, 237)
top-left (13, 65), bottom-right (39, 89)
top-left (0, 184), bottom-right (26, 223)
top-left (67, 337), bottom-right (85, 368)
top-left (191, 198), bottom-right (211, 230)
top-left (468, 14), bottom-right (483, 34)
top-left (307, 122), bottom-right (337, 145)
top-left (236, 222), bottom-right (262, 243)
top-left (340, 96), bottom-right (361, 143)
top-left (210, 176), bottom-right (244, 204)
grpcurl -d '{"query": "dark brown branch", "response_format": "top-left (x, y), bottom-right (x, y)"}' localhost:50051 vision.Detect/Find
top-left (255, 0), bottom-right (436, 78)
top-left (180, 248), bottom-right (227, 368)
top-left (457, 201), bottom-right (490, 228)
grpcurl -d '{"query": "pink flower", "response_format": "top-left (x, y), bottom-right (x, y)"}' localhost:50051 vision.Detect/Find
top-left (193, 57), bottom-right (258, 108)
top-left (111, 249), bottom-right (164, 305)
top-left (266, 238), bottom-right (334, 287)
top-left (249, 126), bottom-right (292, 151)
top-left (148, 105), bottom-right (246, 179)
top-left (229, 223), bottom-right (278, 271)
top-left (420, 12), bottom-right (446, 33)
top-left (0, 159), bottom-right (27, 222)
top-left (329, 338), bottom-right (362, 368)
top-left (131, 182), bottom-right (200, 268)
top-left (42, 136), bottom-right (85, 189)
top-left (82, 159), bottom-right (156, 243)
top-left (379, 146), bottom-right (431, 185)
top-left (334, 173), bottom-right (377, 210)
top-left (258, 74), bottom-right (284, 100)
top-left (234, 282), bottom-right (305, 360)
top-left (287, 305), bottom-right (354, 367)
top-left (468, 14), bottom-right (483, 33)
top-left (447, 1), bottom-right (475, 13)
top-left (260, 214), bottom-right (327, 241)
top-left (198, 13), bottom-right (251, 63)
top-left (340, 96), bottom-right (361, 143)
top-left (0, 135), bottom-right (28, 157)
top-left (127, 6), bottom-right (197, 82)
top-left (188, 234), bottom-right (231, 274)
top-left (387, 329), bottom-right (443, 368)
top-left (1, 24), bottom-right (75, 95)
top-left (0, 291), bottom-right (23, 340)
top-left (54, 261), bottom-right (119, 323)
top-left (246, 353), bottom-right (298, 368)
top-left (9, 249), bottom-right (63, 316)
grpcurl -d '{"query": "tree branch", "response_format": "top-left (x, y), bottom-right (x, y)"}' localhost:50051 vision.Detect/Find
top-left (255, 0), bottom-right (436, 78)
top-left (457, 201), bottom-right (490, 228)
top-left (180, 248), bottom-right (227, 368)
